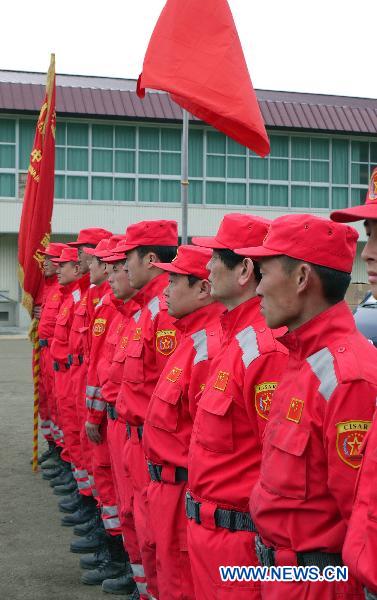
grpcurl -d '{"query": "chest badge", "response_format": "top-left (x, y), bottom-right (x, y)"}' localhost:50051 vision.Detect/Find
top-left (166, 367), bottom-right (182, 383)
top-left (213, 371), bottom-right (230, 392)
top-left (156, 330), bottom-right (177, 356)
top-left (92, 318), bottom-right (107, 336)
top-left (336, 421), bottom-right (371, 469)
top-left (255, 382), bottom-right (277, 420)
top-left (286, 397), bottom-right (304, 423)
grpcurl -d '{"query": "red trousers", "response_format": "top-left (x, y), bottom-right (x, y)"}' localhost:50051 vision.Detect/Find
top-left (260, 578), bottom-right (364, 600)
top-left (107, 418), bottom-right (148, 598)
top-left (147, 480), bottom-right (195, 600)
top-left (187, 515), bottom-right (261, 600)
top-left (53, 366), bottom-right (73, 464)
top-left (36, 346), bottom-right (52, 442)
top-left (70, 363), bottom-right (92, 496)
top-left (91, 419), bottom-right (122, 536)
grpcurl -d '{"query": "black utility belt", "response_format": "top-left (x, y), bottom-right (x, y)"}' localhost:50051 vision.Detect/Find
top-left (186, 491), bottom-right (257, 533)
top-left (255, 535), bottom-right (343, 571)
top-left (53, 361), bottom-right (70, 371)
top-left (106, 404), bottom-right (118, 420)
top-left (67, 354), bottom-right (83, 366)
top-left (147, 462), bottom-right (188, 483)
top-left (126, 422), bottom-right (143, 441)
top-left (39, 339), bottom-right (48, 347)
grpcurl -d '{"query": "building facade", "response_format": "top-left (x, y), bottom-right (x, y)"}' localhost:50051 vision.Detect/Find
top-left (0, 71), bottom-right (375, 327)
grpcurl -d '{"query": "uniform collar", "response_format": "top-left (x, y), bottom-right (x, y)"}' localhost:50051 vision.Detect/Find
top-left (139, 273), bottom-right (169, 306)
top-left (174, 302), bottom-right (224, 335)
top-left (279, 300), bottom-right (356, 359)
top-left (61, 280), bottom-right (79, 297)
top-left (220, 295), bottom-right (262, 339)
top-left (78, 272), bottom-right (91, 293)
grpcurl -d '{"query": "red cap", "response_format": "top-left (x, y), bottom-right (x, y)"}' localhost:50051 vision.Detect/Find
top-left (331, 168), bottom-right (377, 223)
top-left (51, 247), bottom-right (79, 264)
top-left (153, 245), bottom-right (212, 279)
top-left (192, 214), bottom-right (270, 250)
top-left (39, 242), bottom-right (68, 257)
top-left (83, 235), bottom-right (125, 258)
top-left (235, 214), bottom-right (358, 273)
top-left (67, 228), bottom-right (113, 247)
top-left (116, 220), bottom-right (178, 253)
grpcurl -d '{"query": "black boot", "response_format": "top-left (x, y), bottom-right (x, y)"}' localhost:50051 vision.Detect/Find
top-left (40, 447), bottom-right (62, 469)
top-left (71, 522), bottom-right (106, 554)
top-left (81, 534), bottom-right (128, 585)
top-left (101, 570), bottom-right (136, 595)
top-left (53, 480), bottom-right (77, 496)
top-left (41, 465), bottom-right (64, 480)
top-left (61, 496), bottom-right (97, 526)
top-left (79, 543), bottom-right (110, 569)
top-left (73, 510), bottom-right (101, 537)
top-left (33, 441), bottom-right (56, 465)
top-left (59, 491), bottom-right (84, 514)
top-left (49, 468), bottom-right (73, 488)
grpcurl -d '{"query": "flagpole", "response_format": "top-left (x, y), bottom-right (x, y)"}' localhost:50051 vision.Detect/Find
top-left (181, 109), bottom-right (189, 244)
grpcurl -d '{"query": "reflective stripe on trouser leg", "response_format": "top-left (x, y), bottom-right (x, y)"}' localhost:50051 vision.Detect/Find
top-left (40, 420), bottom-right (51, 437)
top-left (131, 564), bottom-right (148, 599)
top-left (77, 479), bottom-right (91, 491)
top-left (103, 517), bottom-right (121, 530)
top-left (89, 475), bottom-right (98, 497)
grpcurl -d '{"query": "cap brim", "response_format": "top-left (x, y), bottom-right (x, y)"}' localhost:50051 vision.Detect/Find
top-left (234, 246), bottom-right (283, 259)
top-left (82, 247), bottom-right (100, 256)
top-left (103, 253), bottom-right (127, 263)
top-left (39, 250), bottom-right (58, 257)
top-left (113, 243), bottom-right (139, 253)
top-left (331, 204), bottom-right (377, 223)
top-left (51, 257), bottom-right (69, 264)
top-left (191, 236), bottom-right (229, 249)
top-left (152, 261), bottom-right (190, 275)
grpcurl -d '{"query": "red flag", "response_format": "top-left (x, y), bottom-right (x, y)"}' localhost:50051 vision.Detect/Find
top-left (137, 0), bottom-right (269, 157)
top-left (18, 54), bottom-right (56, 316)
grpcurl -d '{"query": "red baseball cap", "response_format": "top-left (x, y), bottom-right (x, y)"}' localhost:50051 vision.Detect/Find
top-left (153, 245), bottom-right (212, 279)
top-left (331, 167), bottom-right (377, 223)
top-left (51, 247), bottom-right (79, 264)
top-left (83, 235), bottom-right (125, 258)
top-left (39, 242), bottom-right (68, 257)
top-left (103, 239), bottom-right (129, 263)
top-left (115, 220), bottom-right (178, 253)
top-left (235, 214), bottom-right (358, 273)
top-left (67, 228), bottom-right (113, 247)
top-left (192, 214), bottom-right (270, 250)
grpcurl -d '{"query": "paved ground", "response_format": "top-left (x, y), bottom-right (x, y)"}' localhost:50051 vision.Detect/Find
top-left (0, 339), bottom-right (107, 600)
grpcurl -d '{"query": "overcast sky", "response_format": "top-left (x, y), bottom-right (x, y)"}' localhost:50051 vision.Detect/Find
top-left (1, 0), bottom-right (375, 98)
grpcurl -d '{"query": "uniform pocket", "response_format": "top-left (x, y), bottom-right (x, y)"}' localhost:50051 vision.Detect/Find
top-left (196, 393), bottom-right (233, 453)
top-left (261, 420), bottom-right (310, 499)
top-left (124, 340), bottom-right (144, 383)
top-left (147, 384), bottom-right (182, 432)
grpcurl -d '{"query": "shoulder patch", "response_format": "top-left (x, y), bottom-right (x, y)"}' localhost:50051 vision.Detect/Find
top-left (92, 318), bottom-right (107, 336)
top-left (236, 326), bottom-right (259, 368)
top-left (156, 329), bottom-right (177, 356)
top-left (254, 382), bottom-right (277, 420)
top-left (306, 347), bottom-right (338, 401)
top-left (191, 329), bottom-right (208, 365)
top-left (148, 296), bottom-right (160, 321)
top-left (336, 420), bottom-right (371, 468)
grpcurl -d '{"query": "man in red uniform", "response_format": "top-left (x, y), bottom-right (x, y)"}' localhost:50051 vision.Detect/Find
top-left (115, 220), bottom-right (179, 600)
top-left (49, 247), bottom-right (82, 489)
top-left (186, 214), bottom-right (287, 600)
top-left (60, 228), bottom-right (112, 517)
top-left (37, 242), bottom-right (67, 467)
top-left (242, 214), bottom-right (377, 600)
top-left (331, 170), bottom-right (377, 600)
top-left (143, 245), bottom-right (224, 600)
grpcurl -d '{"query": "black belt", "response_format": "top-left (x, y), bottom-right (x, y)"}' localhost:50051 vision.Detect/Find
top-left (107, 404), bottom-right (118, 420)
top-left (255, 535), bottom-right (343, 571)
top-left (148, 462), bottom-right (188, 483)
top-left (186, 492), bottom-right (256, 533)
top-left (39, 339), bottom-right (48, 347)
top-left (67, 354), bottom-right (83, 366)
top-left (126, 423), bottom-right (143, 441)
top-left (53, 361), bottom-right (70, 371)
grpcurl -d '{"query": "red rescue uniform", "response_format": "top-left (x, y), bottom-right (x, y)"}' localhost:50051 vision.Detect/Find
top-left (143, 302), bottom-right (224, 600)
top-left (37, 275), bottom-right (62, 443)
top-left (117, 273), bottom-right (180, 600)
top-left (250, 301), bottom-right (377, 600)
top-left (187, 296), bottom-right (287, 600)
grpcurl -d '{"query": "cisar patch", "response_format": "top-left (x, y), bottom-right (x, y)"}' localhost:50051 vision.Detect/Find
top-left (156, 330), bottom-right (177, 356)
top-left (255, 382), bottom-right (277, 420)
top-left (92, 318), bottom-right (107, 336)
top-left (336, 421), bottom-right (371, 468)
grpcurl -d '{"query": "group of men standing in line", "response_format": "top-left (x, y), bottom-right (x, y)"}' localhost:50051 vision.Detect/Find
top-left (33, 171), bottom-right (377, 600)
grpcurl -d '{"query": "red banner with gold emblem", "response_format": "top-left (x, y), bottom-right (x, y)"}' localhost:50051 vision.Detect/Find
top-left (18, 54), bottom-right (56, 316)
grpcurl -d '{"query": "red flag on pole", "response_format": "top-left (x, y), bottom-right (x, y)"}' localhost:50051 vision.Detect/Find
top-left (18, 54), bottom-right (56, 316)
top-left (137, 0), bottom-right (269, 157)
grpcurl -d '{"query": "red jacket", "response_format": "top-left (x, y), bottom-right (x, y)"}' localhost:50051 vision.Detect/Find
top-left (116, 273), bottom-right (180, 426)
top-left (50, 280), bottom-right (81, 364)
top-left (143, 302), bottom-right (224, 470)
top-left (188, 296), bottom-right (287, 512)
top-left (93, 296), bottom-right (142, 424)
top-left (85, 292), bottom-right (123, 424)
top-left (343, 406), bottom-right (377, 592)
top-left (38, 276), bottom-right (62, 341)
top-left (250, 301), bottom-right (377, 555)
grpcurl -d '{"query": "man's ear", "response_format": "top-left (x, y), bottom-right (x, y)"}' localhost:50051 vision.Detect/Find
top-left (198, 279), bottom-right (212, 298)
top-left (145, 252), bottom-right (159, 269)
top-left (296, 263), bottom-right (312, 294)
top-left (238, 257), bottom-right (255, 287)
